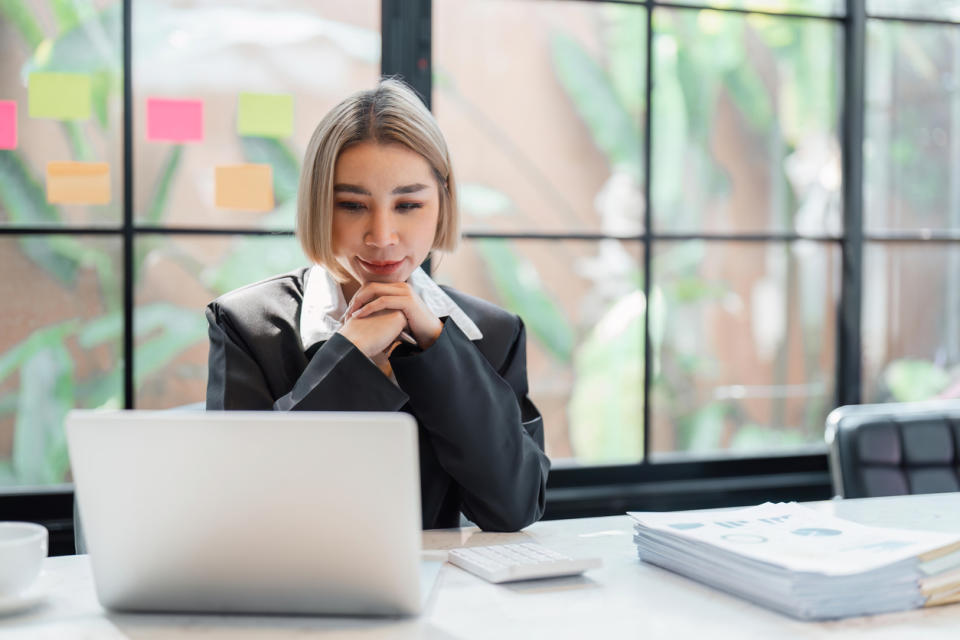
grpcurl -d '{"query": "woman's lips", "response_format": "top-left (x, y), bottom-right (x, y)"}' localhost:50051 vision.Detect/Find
top-left (357, 257), bottom-right (404, 276)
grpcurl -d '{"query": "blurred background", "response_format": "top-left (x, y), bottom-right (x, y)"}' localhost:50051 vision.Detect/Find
top-left (0, 0), bottom-right (958, 503)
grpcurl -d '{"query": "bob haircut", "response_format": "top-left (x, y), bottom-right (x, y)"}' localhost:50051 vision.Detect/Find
top-left (296, 78), bottom-right (460, 282)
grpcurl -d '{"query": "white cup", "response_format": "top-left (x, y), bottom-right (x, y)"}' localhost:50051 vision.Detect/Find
top-left (0, 522), bottom-right (48, 596)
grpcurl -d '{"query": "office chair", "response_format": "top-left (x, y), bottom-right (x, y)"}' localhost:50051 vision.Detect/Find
top-left (824, 399), bottom-right (960, 499)
top-left (73, 401), bottom-right (206, 554)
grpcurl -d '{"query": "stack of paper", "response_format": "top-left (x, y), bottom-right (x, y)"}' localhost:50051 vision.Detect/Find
top-left (629, 503), bottom-right (960, 620)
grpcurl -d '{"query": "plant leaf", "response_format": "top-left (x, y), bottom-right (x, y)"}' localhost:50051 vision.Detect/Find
top-left (0, 0), bottom-right (45, 49)
top-left (569, 292), bottom-right (645, 463)
top-left (202, 236), bottom-right (306, 295)
top-left (12, 339), bottom-right (75, 484)
top-left (549, 31), bottom-right (642, 175)
top-left (23, 3), bottom-right (121, 75)
top-left (50, 0), bottom-right (97, 34)
top-left (475, 239), bottom-right (574, 363)
top-left (884, 359), bottom-right (950, 402)
top-left (134, 303), bottom-right (209, 387)
top-left (144, 145), bottom-right (184, 225)
top-left (0, 321), bottom-right (78, 385)
top-left (0, 150), bottom-right (61, 225)
top-left (0, 460), bottom-right (16, 485)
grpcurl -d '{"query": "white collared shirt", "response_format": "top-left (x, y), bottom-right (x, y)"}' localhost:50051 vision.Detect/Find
top-left (299, 265), bottom-right (483, 352)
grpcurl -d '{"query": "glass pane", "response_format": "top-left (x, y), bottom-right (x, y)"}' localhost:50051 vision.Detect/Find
top-left (132, 0), bottom-right (380, 229)
top-left (0, 235), bottom-right (122, 487)
top-left (667, 1), bottom-right (843, 16)
top-left (869, 0), bottom-right (960, 21)
top-left (0, 1), bottom-right (123, 227)
top-left (649, 240), bottom-right (838, 458)
top-left (134, 233), bottom-right (307, 408)
top-left (864, 21), bottom-right (960, 233)
top-left (433, 0), bottom-right (645, 234)
top-left (435, 238), bottom-right (644, 466)
top-left (863, 242), bottom-right (960, 403)
top-left (651, 9), bottom-right (842, 235)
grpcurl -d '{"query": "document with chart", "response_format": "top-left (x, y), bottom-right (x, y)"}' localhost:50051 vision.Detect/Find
top-left (629, 502), bottom-right (960, 620)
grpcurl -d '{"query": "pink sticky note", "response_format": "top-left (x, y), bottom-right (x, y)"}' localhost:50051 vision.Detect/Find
top-left (0, 100), bottom-right (16, 150)
top-left (146, 98), bottom-right (203, 142)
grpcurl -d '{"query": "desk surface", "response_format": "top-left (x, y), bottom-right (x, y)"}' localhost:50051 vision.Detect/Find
top-left (5, 493), bottom-right (960, 639)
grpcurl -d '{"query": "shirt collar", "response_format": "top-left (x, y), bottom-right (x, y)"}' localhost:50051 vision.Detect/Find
top-left (299, 265), bottom-right (483, 350)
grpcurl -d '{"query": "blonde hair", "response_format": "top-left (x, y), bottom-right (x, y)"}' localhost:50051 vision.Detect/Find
top-left (296, 78), bottom-right (459, 281)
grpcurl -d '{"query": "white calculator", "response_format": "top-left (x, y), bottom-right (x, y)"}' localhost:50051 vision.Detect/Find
top-left (447, 542), bottom-right (602, 583)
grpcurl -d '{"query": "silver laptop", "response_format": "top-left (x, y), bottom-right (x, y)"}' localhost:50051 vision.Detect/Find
top-left (66, 409), bottom-right (427, 616)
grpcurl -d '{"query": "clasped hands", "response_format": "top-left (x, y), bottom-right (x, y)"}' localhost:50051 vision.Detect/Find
top-left (337, 282), bottom-right (443, 371)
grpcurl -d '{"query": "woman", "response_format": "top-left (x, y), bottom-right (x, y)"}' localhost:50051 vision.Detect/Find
top-left (205, 79), bottom-right (550, 532)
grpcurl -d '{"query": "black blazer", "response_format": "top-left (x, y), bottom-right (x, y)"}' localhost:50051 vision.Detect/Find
top-left (205, 267), bottom-right (550, 531)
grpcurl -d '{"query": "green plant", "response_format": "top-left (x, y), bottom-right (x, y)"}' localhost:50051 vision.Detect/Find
top-left (883, 359), bottom-right (951, 403)
top-left (553, 7), bottom-right (838, 460)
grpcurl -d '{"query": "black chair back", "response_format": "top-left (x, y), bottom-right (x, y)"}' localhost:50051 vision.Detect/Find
top-left (825, 400), bottom-right (960, 498)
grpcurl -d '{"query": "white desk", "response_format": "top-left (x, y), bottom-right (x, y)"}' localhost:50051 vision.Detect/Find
top-left (4, 493), bottom-right (960, 639)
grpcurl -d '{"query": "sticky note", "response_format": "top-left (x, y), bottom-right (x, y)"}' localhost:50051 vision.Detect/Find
top-left (0, 101), bottom-right (16, 149)
top-left (28, 72), bottom-right (91, 120)
top-left (237, 92), bottom-right (293, 138)
top-left (215, 164), bottom-right (274, 211)
top-left (47, 162), bottom-right (110, 205)
top-left (146, 98), bottom-right (204, 142)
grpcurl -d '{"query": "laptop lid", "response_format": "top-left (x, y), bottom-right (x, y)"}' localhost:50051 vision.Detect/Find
top-left (66, 410), bottom-right (423, 616)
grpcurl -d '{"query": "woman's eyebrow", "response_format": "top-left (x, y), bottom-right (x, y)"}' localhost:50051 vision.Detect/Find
top-left (392, 183), bottom-right (429, 195)
top-left (333, 184), bottom-right (370, 195)
top-left (333, 183), bottom-right (429, 195)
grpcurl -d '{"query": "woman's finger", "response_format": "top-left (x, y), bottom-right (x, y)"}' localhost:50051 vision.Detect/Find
top-left (345, 282), bottom-right (411, 316)
top-left (352, 295), bottom-right (410, 318)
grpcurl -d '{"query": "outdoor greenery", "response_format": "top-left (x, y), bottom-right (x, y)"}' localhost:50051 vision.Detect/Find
top-left (0, 0), bottom-right (309, 485)
top-left (0, 1), bottom-right (958, 484)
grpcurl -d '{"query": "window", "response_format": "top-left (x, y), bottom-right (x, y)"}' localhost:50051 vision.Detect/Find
top-left (434, 0), bottom-right (844, 467)
top-left (2, 0), bottom-right (959, 524)
top-left (862, 15), bottom-right (960, 403)
top-left (0, 0), bottom-right (378, 490)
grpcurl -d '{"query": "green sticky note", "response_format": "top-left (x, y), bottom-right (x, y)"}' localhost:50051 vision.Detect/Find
top-left (237, 92), bottom-right (293, 138)
top-left (29, 72), bottom-right (92, 121)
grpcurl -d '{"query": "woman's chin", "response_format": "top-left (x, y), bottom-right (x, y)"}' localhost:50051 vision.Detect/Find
top-left (361, 270), bottom-right (413, 285)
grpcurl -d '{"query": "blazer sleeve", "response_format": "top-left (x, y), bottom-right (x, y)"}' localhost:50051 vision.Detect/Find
top-left (390, 317), bottom-right (550, 532)
top-left (205, 303), bottom-right (408, 412)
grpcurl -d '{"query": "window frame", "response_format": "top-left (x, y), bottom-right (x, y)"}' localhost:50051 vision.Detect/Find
top-left (4, 0), bottom-right (960, 545)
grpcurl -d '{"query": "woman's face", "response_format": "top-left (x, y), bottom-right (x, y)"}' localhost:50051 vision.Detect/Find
top-left (331, 141), bottom-right (440, 295)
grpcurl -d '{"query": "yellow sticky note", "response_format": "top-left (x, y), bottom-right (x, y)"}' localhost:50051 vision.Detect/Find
top-left (46, 162), bottom-right (110, 205)
top-left (215, 164), bottom-right (274, 211)
top-left (237, 92), bottom-right (293, 138)
top-left (29, 72), bottom-right (92, 121)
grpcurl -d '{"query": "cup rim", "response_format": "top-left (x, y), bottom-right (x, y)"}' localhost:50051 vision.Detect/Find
top-left (0, 522), bottom-right (48, 547)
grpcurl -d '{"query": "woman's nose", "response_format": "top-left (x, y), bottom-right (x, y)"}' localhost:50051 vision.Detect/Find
top-left (365, 210), bottom-right (398, 247)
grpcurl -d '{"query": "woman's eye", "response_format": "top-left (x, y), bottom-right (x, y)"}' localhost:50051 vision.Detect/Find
top-left (396, 202), bottom-right (423, 212)
top-left (337, 201), bottom-right (365, 211)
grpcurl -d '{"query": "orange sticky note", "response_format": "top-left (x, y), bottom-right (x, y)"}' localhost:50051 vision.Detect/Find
top-left (46, 162), bottom-right (111, 205)
top-left (214, 164), bottom-right (274, 211)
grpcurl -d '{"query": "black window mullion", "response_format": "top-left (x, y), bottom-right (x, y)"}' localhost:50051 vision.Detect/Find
top-left (123, 0), bottom-right (134, 410)
top-left (642, 2), bottom-right (655, 463)
top-left (838, 0), bottom-right (865, 407)
top-left (381, 0), bottom-right (432, 106)
top-left (382, 0), bottom-right (432, 273)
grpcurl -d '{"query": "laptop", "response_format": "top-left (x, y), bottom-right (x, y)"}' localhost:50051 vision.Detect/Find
top-left (66, 409), bottom-right (432, 617)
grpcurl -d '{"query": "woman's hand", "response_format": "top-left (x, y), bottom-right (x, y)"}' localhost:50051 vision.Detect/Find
top-left (344, 282), bottom-right (444, 350)
top-left (338, 308), bottom-right (408, 360)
